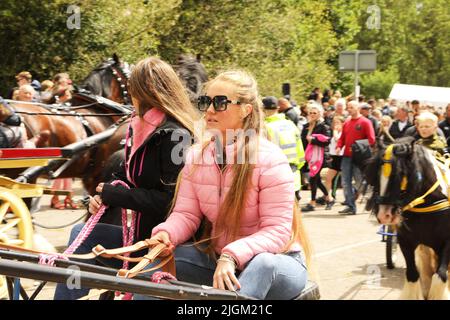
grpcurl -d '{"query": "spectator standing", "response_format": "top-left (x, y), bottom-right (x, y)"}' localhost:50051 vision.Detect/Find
top-left (263, 96), bottom-right (305, 201)
top-left (278, 97), bottom-right (300, 126)
top-left (360, 103), bottom-right (379, 134)
top-left (323, 116), bottom-right (345, 210)
top-left (336, 101), bottom-right (375, 215)
top-left (389, 105), bottom-right (413, 140)
top-left (301, 103), bottom-right (332, 212)
top-left (438, 104), bottom-right (450, 146)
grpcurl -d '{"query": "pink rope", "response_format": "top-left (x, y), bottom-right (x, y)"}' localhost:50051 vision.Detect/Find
top-left (38, 180), bottom-right (136, 270)
top-left (151, 271), bottom-right (177, 284)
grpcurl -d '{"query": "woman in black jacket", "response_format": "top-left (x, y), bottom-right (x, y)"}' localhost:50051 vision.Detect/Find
top-left (54, 57), bottom-right (199, 300)
top-left (301, 103), bottom-right (331, 211)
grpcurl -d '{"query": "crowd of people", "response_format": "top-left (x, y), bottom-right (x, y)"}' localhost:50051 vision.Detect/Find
top-left (268, 87), bottom-right (450, 215)
top-left (3, 61), bottom-right (450, 300)
top-left (8, 71), bottom-right (73, 104)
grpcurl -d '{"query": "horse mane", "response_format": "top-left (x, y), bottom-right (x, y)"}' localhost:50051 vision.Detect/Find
top-left (174, 54), bottom-right (208, 105)
top-left (78, 58), bottom-right (117, 97)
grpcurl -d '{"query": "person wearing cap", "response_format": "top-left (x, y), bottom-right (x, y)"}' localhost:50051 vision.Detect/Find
top-left (263, 96), bottom-right (305, 201)
top-left (360, 103), bottom-right (379, 134)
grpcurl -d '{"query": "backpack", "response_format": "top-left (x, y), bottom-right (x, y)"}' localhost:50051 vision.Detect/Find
top-left (351, 139), bottom-right (372, 168)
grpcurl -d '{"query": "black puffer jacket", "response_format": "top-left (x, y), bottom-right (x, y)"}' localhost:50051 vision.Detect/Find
top-left (101, 117), bottom-right (191, 242)
top-left (282, 107), bottom-right (300, 126)
top-left (301, 121), bottom-right (332, 149)
top-left (301, 121), bottom-right (332, 168)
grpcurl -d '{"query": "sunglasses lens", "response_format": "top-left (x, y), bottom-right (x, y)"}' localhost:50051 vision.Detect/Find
top-left (213, 96), bottom-right (228, 111)
top-left (198, 96), bottom-right (211, 111)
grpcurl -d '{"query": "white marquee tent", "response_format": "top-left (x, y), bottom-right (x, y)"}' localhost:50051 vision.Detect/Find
top-left (389, 83), bottom-right (450, 108)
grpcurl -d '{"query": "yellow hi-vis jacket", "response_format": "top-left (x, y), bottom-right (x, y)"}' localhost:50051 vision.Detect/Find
top-left (264, 113), bottom-right (305, 191)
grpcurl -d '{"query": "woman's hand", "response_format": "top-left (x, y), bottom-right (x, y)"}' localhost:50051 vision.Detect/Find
top-left (213, 256), bottom-right (241, 291)
top-left (88, 195), bottom-right (102, 215)
top-left (96, 183), bottom-right (104, 193)
top-left (306, 135), bottom-right (312, 143)
top-left (151, 231), bottom-right (171, 246)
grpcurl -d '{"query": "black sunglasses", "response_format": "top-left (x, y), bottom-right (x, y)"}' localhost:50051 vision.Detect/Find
top-left (197, 95), bottom-right (241, 112)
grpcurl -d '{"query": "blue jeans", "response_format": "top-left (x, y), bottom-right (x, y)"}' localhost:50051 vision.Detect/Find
top-left (53, 223), bottom-right (124, 300)
top-left (135, 244), bottom-right (308, 300)
top-left (340, 156), bottom-right (362, 212)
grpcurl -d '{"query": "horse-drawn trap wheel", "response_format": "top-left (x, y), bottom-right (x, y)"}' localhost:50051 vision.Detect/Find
top-left (0, 187), bottom-right (33, 299)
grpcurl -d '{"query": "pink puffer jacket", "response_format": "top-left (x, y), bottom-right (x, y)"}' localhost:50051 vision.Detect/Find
top-left (152, 137), bottom-right (298, 269)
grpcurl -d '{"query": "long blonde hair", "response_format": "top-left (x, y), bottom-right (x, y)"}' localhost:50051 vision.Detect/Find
top-left (171, 70), bottom-right (312, 268)
top-left (128, 57), bottom-right (200, 133)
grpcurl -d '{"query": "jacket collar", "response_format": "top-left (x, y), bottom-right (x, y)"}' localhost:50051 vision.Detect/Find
top-left (128, 108), bottom-right (166, 162)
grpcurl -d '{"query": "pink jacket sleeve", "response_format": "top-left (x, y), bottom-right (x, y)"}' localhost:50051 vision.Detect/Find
top-left (151, 164), bottom-right (203, 246)
top-left (221, 157), bottom-right (295, 269)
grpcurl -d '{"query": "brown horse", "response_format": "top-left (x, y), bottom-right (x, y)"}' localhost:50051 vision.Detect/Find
top-left (0, 54), bottom-right (133, 194)
top-left (6, 93), bottom-right (131, 194)
top-left (4, 54), bottom-right (207, 197)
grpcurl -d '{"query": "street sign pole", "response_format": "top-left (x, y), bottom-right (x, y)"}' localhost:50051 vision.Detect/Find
top-left (354, 50), bottom-right (360, 100)
top-left (338, 50), bottom-right (376, 100)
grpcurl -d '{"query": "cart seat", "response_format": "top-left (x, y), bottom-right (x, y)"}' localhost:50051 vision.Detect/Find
top-left (293, 280), bottom-right (320, 300)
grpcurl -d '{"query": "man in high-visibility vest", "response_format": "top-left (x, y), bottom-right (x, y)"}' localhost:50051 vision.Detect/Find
top-left (263, 96), bottom-right (305, 200)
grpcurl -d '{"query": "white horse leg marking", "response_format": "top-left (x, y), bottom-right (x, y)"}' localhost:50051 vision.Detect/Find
top-left (415, 245), bottom-right (436, 298)
top-left (427, 273), bottom-right (449, 300)
top-left (400, 280), bottom-right (424, 300)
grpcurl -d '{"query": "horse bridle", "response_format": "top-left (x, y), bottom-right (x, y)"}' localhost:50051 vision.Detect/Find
top-left (109, 63), bottom-right (131, 105)
top-left (379, 144), bottom-right (450, 213)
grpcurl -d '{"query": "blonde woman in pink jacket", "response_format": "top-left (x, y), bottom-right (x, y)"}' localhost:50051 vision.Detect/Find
top-left (145, 70), bottom-right (311, 300)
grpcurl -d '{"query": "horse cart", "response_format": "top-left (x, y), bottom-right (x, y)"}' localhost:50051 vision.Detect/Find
top-left (0, 137), bottom-right (320, 301)
top-left (0, 147), bottom-right (73, 298)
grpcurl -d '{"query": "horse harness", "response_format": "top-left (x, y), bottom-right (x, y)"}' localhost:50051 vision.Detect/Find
top-left (382, 144), bottom-right (450, 213)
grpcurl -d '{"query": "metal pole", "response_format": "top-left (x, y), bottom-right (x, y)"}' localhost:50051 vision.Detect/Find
top-left (354, 50), bottom-right (360, 101)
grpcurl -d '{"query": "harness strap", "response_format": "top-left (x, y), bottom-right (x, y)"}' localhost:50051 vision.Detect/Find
top-left (0, 239), bottom-right (175, 278)
top-left (402, 180), bottom-right (440, 211)
top-left (406, 201), bottom-right (450, 213)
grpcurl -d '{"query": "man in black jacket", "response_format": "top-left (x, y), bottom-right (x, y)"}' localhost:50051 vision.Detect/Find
top-left (439, 104), bottom-right (450, 146)
top-left (389, 105), bottom-right (413, 140)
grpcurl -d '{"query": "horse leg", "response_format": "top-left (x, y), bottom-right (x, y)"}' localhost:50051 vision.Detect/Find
top-left (399, 240), bottom-right (423, 300)
top-left (428, 241), bottom-right (450, 300)
top-left (415, 245), bottom-right (436, 299)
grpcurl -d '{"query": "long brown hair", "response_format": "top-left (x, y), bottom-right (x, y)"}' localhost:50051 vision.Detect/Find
top-left (128, 57), bottom-right (199, 133)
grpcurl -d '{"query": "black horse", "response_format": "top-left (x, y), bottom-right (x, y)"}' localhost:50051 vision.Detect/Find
top-left (365, 136), bottom-right (450, 299)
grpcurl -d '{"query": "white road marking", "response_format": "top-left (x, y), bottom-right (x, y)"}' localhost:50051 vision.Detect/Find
top-left (314, 239), bottom-right (380, 258)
